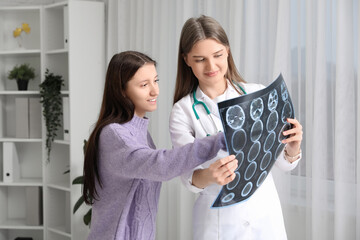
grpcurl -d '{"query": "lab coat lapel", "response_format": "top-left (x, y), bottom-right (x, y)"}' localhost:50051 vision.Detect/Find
top-left (196, 88), bottom-right (220, 118)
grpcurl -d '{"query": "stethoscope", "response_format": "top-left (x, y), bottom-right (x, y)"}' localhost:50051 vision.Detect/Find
top-left (192, 82), bottom-right (247, 136)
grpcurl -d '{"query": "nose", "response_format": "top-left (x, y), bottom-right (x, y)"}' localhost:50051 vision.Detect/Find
top-left (206, 58), bottom-right (216, 71)
top-left (150, 83), bottom-right (159, 96)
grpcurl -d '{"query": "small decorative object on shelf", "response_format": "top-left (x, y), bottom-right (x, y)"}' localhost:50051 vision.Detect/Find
top-left (7, 63), bottom-right (35, 90)
top-left (13, 22), bottom-right (31, 48)
top-left (40, 69), bottom-right (64, 162)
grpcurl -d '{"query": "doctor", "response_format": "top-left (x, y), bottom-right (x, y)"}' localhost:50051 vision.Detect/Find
top-left (169, 15), bottom-right (303, 239)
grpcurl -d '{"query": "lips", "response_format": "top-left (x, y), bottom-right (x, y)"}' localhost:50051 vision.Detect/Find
top-left (205, 71), bottom-right (218, 77)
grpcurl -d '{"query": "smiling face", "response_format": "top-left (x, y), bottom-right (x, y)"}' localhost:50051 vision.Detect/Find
top-left (125, 63), bottom-right (159, 117)
top-left (184, 38), bottom-right (229, 90)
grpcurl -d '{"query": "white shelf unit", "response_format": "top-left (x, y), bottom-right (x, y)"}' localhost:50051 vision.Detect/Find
top-left (0, 1), bottom-right (105, 240)
top-left (42, 1), bottom-right (105, 240)
top-left (0, 5), bottom-right (44, 240)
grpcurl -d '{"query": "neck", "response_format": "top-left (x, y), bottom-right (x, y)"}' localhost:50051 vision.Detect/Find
top-left (199, 78), bottom-right (227, 99)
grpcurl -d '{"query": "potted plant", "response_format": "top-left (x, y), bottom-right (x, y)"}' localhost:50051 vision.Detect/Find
top-left (7, 63), bottom-right (35, 90)
top-left (65, 140), bottom-right (92, 226)
top-left (40, 69), bottom-right (64, 162)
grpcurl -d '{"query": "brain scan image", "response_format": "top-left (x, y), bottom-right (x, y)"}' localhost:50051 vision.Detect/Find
top-left (221, 193), bottom-right (235, 203)
top-left (266, 110), bottom-right (279, 132)
top-left (264, 131), bottom-right (276, 152)
top-left (214, 74), bottom-right (295, 208)
top-left (257, 171), bottom-right (268, 187)
top-left (226, 105), bottom-right (245, 130)
top-left (241, 182), bottom-right (253, 197)
top-left (244, 161), bottom-right (257, 180)
top-left (227, 172), bottom-right (241, 190)
top-left (275, 143), bottom-right (286, 159)
top-left (260, 151), bottom-right (272, 170)
top-left (278, 123), bottom-right (292, 143)
top-left (247, 141), bottom-right (261, 162)
top-left (235, 151), bottom-right (244, 171)
top-left (250, 98), bottom-right (264, 121)
top-left (281, 82), bottom-right (289, 101)
top-left (232, 129), bottom-right (247, 152)
top-left (268, 89), bottom-right (278, 110)
top-left (281, 101), bottom-right (293, 123)
top-left (250, 120), bottom-right (263, 142)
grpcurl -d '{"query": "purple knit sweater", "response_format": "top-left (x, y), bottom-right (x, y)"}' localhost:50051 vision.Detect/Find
top-left (87, 116), bottom-right (225, 240)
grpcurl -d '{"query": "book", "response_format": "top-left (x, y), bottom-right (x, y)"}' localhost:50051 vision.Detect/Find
top-left (26, 186), bottom-right (43, 226)
top-left (15, 97), bottom-right (29, 138)
top-left (29, 98), bottom-right (42, 138)
top-left (3, 142), bottom-right (20, 183)
top-left (63, 97), bottom-right (70, 141)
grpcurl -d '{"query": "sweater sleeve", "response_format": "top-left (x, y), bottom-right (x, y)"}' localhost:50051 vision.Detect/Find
top-left (99, 125), bottom-right (226, 181)
top-left (169, 100), bottom-right (208, 193)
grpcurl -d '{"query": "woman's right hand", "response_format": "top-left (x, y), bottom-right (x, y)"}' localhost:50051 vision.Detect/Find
top-left (192, 155), bottom-right (238, 189)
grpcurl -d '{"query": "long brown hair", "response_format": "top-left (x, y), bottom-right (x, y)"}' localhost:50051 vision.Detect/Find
top-left (173, 15), bottom-right (245, 104)
top-left (83, 51), bottom-right (156, 204)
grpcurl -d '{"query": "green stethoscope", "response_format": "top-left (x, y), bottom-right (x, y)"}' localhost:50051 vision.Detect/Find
top-left (192, 82), bottom-right (247, 136)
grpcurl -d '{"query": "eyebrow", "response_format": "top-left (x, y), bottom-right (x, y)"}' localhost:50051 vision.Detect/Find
top-left (192, 49), bottom-right (224, 58)
top-left (138, 75), bottom-right (159, 82)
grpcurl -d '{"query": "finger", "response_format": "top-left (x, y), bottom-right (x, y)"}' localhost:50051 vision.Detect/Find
top-left (286, 118), bottom-right (298, 124)
top-left (219, 158), bottom-right (238, 173)
top-left (213, 155), bottom-right (236, 168)
top-left (221, 162), bottom-right (239, 180)
top-left (283, 128), bottom-right (302, 136)
top-left (221, 172), bottom-right (237, 185)
top-left (282, 135), bottom-right (302, 144)
top-left (287, 118), bottom-right (303, 129)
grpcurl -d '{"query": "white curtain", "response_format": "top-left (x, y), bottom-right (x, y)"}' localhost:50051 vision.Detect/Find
top-left (106, 0), bottom-right (359, 239)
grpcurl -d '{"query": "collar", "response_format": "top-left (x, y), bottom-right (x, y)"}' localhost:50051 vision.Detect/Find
top-left (194, 79), bottom-right (241, 117)
top-left (124, 115), bottom-right (150, 136)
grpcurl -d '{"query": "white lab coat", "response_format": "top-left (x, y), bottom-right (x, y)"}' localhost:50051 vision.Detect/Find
top-left (169, 81), bottom-right (300, 240)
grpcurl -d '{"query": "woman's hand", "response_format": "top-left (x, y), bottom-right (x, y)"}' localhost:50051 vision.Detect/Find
top-left (282, 118), bottom-right (303, 162)
top-left (192, 155), bottom-right (238, 189)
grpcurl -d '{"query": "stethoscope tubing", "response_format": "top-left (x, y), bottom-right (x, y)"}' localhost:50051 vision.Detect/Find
top-left (192, 82), bottom-right (247, 136)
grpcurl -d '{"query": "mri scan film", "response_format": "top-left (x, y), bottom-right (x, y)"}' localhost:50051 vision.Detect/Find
top-left (212, 74), bottom-right (294, 208)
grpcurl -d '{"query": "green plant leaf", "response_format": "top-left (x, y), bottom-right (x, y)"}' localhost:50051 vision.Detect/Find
top-left (72, 176), bottom-right (84, 184)
top-left (7, 63), bottom-right (35, 81)
top-left (84, 208), bottom-right (92, 226)
top-left (39, 69), bottom-right (64, 162)
top-left (73, 196), bottom-right (85, 214)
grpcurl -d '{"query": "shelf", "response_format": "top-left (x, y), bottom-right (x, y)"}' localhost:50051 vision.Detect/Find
top-left (47, 183), bottom-right (70, 192)
top-left (44, 1), bottom-right (68, 9)
top-left (0, 49), bottom-right (41, 57)
top-left (54, 140), bottom-right (70, 145)
top-left (0, 222), bottom-right (43, 230)
top-left (0, 91), bottom-right (40, 96)
top-left (0, 219), bottom-right (43, 230)
top-left (46, 49), bottom-right (68, 55)
top-left (0, 138), bottom-right (42, 142)
top-left (48, 226), bottom-right (71, 237)
top-left (0, 6), bottom-right (41, 11)
top-left (0, 178), bottom-right (42, 186)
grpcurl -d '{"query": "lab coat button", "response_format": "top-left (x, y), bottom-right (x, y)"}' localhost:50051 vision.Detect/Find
top-left (244, 221), bottom-right (250, 226)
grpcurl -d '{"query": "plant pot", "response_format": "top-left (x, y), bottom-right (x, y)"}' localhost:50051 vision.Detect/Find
top-left (16, 79), bottom-right (29, 91)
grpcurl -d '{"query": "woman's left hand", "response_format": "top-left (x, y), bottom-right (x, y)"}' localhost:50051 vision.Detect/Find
top-left (282, 118), bottom-right (303, 160)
